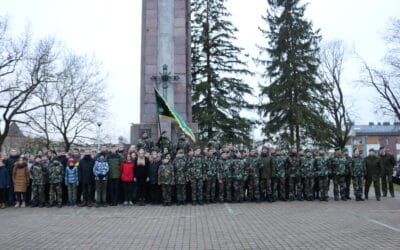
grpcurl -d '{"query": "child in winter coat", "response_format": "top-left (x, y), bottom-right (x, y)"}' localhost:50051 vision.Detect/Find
top-left (12, 157), bottom-right (29, 208)
top-left (65, 158), bottom-right (79, 206)
top-left (0, 158), bottom-right (10, 209)
top-left (93, 155), bottom-right (109, 207)
top-left (47, 159), bottom-right (64, 208)
top-left (30, 156), bottom-right (46, 207)
top-left (158, 154), bottom-right (174, 206)
top-left (120, 154), bottom-right (135, 206)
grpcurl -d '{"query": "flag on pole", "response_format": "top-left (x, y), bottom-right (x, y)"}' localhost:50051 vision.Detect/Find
top-left (154, 88), bottom-right (196, 142)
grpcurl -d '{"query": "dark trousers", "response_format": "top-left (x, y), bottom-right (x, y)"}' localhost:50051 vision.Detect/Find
top-left (365, 176), bottom-right (381, 200)
top-left (7, 185), bottom-right (14, 205)
top-left (82, 183), bottom-right (93, 203)
top-left (15, 192), bottom-right (26, 202)
top-left (149, 184), bottom-right (160, 204)
top-left (381, 174), bottom-right (394, 196)
top-left (108, 179), bottom-right (120, 205)
top-left (76, 183), bottom-right (82, 204)
top-left (0, 188), bottom-right (7, 203)
top-left (345, 175), bottom-right (351, 198)
top-left (136, 178), bottom-right (147, 202)
top-left (122, 181), bottom-right (133, 202)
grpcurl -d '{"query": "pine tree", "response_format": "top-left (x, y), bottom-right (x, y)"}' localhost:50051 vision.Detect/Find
top-left (256, 0), bottom-right (326, 148)
top-left (191, 0), bottom-right (254, 145)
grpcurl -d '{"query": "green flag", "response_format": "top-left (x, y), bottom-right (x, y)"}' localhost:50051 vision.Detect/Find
top-left (154, 88), bottom-right (196, 142)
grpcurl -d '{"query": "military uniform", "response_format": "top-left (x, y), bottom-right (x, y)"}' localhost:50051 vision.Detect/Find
top-left (329, 154), bottom-right (347, 201)
top-left (157, 133), bottom-right (173, 154)
top-left (158, 156), bottom-right (174, 205)
top-left (379, 151), bottom-right (396, 197)
top-left (173, 153), bottom-right (187, 205)
top-left (47, 160), bottom-right (64, 207)
top-left (285, 153), bottom-right (300, 201)
top-left (218, 156), bottom-right (232, 202)
top-left (314, 153), bottom-right (329, 201)
top-left (351, 155), bottom-right (366, 201)
top-left (232, 156), bottom-right (247, 202)
top-left (246, 154), bottom-right (261, 201)
top-left (260, 152), bottom-right (275, 202)
top-left (175, 137), bottom-right (190, 155)
top-left (30, 161), bottom-right (46, 207)
top-left (187, 153), bottom-right (204, 205)
top-left (204, 153), bottom-right (218, 203)
top-left (136, 136), bottom-right (154, 152)
top-left (343, 151), bottom-right (352, 200)
top-left (302, 154), bottom-right (315, 201)
top-left (272, 153), bottom-right (286, 201)
top-left (365, 152), bottom-right (381, 200)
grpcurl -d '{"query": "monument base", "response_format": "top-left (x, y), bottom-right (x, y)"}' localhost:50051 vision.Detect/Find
top-left (130, 122), bottom-right (198, 145)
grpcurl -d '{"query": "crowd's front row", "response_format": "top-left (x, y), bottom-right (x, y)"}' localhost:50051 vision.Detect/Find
top-left (0, 144), bottom-right (397, 209)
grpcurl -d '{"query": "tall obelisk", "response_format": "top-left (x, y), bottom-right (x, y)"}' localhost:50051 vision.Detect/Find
top-left (130, 0), bottom-right (196, 144)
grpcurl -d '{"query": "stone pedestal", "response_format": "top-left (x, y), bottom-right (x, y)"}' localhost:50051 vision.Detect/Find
top-left (131, 0), bottom-right (197, 145)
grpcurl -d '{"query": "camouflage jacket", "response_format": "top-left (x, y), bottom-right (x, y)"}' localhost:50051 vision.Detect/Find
top-left (30, 162), bottom-right (46, 185)
top-left (158, 163), bottom-right (174, 185)
top-left (329, 156), bottom-right (346, 176)
top-left (247, 155), bottom-right (262, 178)
top-left (301, 157), bottom-right (316, 178)
top-left (173, 156), bottom-right (187, 185)
top-left (351, 156), bottom-right (366, 177)
top-left (314, 155), bottom-right (329, 177)
top-left (175, 139), bottom-right (190, 154)
top-left (187, 155), bottom-right (204, 180)
top-left (344, 155), bottom-right (352, 176)
top-left (205, 155), bottom-right (218, 178)
top-left (47, 160), bottom-right (64, 184)
top-left (274, 155), bottom-right (286, 178)
top-left (231, 158), bottom-right (247, 181)
top-left (136, 137), bottom-right (154, 152)
top-left (285, 154), bottom-right (300, 178)
top-left (218, 158), bottom-right (232, 179)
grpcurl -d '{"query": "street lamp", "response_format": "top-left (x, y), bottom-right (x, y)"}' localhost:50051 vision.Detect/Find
top-left (96, 122), bottom-right (102, 152)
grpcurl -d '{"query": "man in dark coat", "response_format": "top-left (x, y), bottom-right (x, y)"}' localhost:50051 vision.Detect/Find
top-left (78, 150), bottom-right (95, 207)
top-left (365, 149), bottom-right (382, 201)
top-left (379, 146), bottom-right (396, 197)
top-left (5, 149), bottom-right (20, 206)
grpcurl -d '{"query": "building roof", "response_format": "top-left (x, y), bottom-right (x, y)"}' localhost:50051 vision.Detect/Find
top-left (352, 124), bottom-right (400, 136)
top-left (8, 122), bottom-right (25, 137)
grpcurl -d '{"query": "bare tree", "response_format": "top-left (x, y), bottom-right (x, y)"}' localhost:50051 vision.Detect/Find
top-left (0, 18), bottom-right (55, 150)
top-left (318, 40), bottom-right (352, 147)
top-left (360, 18), bottom-right (400, 120)
top-left (45, 52), bottom-right (107, 151)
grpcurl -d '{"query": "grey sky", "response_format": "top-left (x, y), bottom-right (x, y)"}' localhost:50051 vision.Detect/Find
top-left (0, 0), bottom-right (399, 142)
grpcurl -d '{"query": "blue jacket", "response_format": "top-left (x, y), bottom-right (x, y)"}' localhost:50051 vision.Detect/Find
top-left (93, 161), bottom-right (109, 180)
top-left (65, 166), bottom-right (79, 185)
top-left (0, 166), bottom-right (10, 188)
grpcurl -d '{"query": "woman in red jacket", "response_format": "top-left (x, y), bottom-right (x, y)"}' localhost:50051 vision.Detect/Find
top-left (120, 154), bottom-right (135, 206)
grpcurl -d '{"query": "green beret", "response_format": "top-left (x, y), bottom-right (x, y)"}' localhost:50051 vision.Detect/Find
top-left (164, 153), bottom-right (171, 159)
top-left (304, 148), bottom-right (311, 153)
top-left (192, 145), bottom-right (201, 151)
top-left (369, 148), bottom-right (376, 152)
top-left (334, 147), bottom-right (341, 151)
top-left (379, 146), bottom-right (385, 150)
top-left (342, 148), bottom-right (348, 152)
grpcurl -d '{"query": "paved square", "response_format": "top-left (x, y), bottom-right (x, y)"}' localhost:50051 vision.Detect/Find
top-left (1, 191), bottom-right (400, 249)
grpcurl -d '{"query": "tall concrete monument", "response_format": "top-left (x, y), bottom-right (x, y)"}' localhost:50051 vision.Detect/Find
top-left (130, 0), bottom-right (196, 144)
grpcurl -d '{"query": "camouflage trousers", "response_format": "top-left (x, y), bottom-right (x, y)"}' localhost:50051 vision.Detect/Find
top-left (316, 176), bottom-right (329, 200)
top-left (344, 175), bottom-right (352, 198)
top-left (352, 176), bottom-right (364, 198)
top-left (31, 184), bottom-right (45, 205)
top-left (365, 176), bottom-right (381, 200)
top-left (190, 179), bottom-right (203, 202)
top-left (381, 173), bottom-right (394, 196)
top-left (161, 184), bottom-right (172, 203)
top-left (296, 177), bottom-right (304, 200)
top-left (67, 183), bottom-right (77, 204)
top-left (304, 177), bottom-right (314, 200)
top-left (49, 183), bottom-right (62, 205)
top-left (218, 178), bottom-right (232, 202)
top-left (260, 178), bottom-right (273, 200)
top-left (176, 184), bottom-right (186, 202)
top-left (288, 177), bottom-right (297, 200)
top-left (333, 175), bottom-right (346, 200)
top-left (246, 176), bottom-right (260, 201)
top-left (204, 177), bottom-right (217, 202)
top-left (272, 177), bottom-right (285, 200)
top-left (233, 179), bottom-right (244, 202)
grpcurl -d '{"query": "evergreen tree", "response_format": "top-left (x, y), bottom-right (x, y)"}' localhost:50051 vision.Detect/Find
top-left (191, 0), bottom-right (254, 145)
top-left (256, 0), bottom-right (327, 148)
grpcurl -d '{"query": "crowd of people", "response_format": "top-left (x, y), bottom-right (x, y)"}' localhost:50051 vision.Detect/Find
top-left (0, 131), bottom-right (399, 209)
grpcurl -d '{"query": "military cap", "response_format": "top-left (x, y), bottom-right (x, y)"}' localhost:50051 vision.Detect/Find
top-left (369, 148), bottom-right (376, 152)
top-left (192, 145), bottom-right (201, 151)
top-left (379, 145), bottom-right (385, 150)
top-left (34, 155), bottom-right (42, 160)
top-left (304, 148), bottom-right (311, 153)
top-left (177, 149), bottom-right (184, 154)
top-left (334, 147), bottom-right (341, 151)
top-left (164, 153), bottom-right (171, 159)
top-left (161, 130), bottom-right (167, 135)
top-left (342, 148), bottom-right (348, 152)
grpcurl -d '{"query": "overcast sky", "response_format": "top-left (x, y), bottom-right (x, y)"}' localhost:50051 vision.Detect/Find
top-left (0, 0), bottom-right (399, 142)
